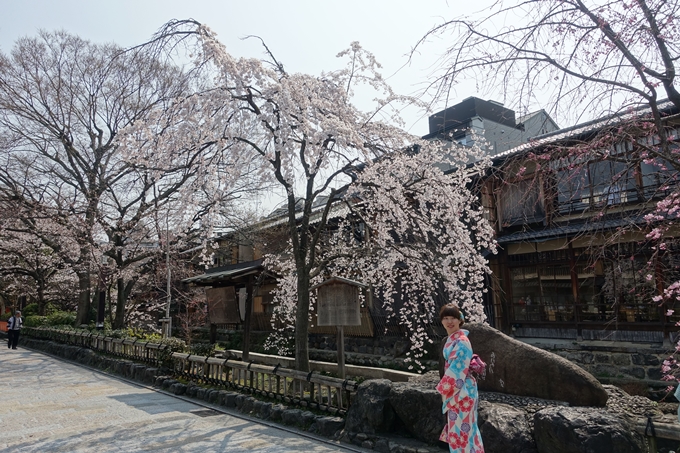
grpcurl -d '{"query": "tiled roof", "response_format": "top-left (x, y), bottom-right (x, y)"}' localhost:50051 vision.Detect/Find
top-left (491, 101), bottom-right (677, 163)
top-left (496, 215), bottom-right (647, 244)
top-left (182, 259), bottom-right (264, 285)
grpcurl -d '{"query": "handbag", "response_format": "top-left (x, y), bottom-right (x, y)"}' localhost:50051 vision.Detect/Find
top-left (469, 354), bottom-right (487, 377)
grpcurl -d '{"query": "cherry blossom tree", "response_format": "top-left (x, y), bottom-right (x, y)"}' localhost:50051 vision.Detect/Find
top-left (0, 226), bottom-right (69, 315)
top-left (0, 31), bottom-right (208, 327)
top-left (0, 179), bottom-right (81, 314)
top-left (143, 20), bottom-right (495, 371)
top-left (417, 0), bottom-right (680, 383)
top-left (418, 0), bottom-right (680, 127)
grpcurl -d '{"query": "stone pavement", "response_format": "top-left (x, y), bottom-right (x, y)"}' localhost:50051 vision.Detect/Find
top-left (0, 347), bottom-right (370, 453)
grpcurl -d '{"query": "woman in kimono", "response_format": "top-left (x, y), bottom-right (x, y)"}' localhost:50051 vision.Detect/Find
top-left (436, 304), bottom-right (484, 453)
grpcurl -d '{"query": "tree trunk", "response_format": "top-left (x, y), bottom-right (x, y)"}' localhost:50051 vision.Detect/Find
top-left (36, 278), bottom-right (46, 316)
top-left (113, 277), bottom-right (136, 329)
top-left (74, 271), bottom-right (91, 326)
top-left (294, 267), bottom-right (311, 372)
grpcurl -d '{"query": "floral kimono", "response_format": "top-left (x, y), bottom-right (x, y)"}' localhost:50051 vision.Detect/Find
top-left (436, 329), bottom-right (484, 453)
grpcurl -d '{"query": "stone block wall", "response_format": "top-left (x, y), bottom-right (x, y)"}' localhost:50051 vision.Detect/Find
top-left (535, 343), bottom-right (669, 384)
top-left (308, 334), bottom-right (413, 357)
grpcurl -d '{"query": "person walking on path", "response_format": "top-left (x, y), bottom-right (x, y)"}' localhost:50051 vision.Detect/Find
top-left (436, 304), bottom-right (484, 453)
top-left (7, 310), bottom-right (22, 350)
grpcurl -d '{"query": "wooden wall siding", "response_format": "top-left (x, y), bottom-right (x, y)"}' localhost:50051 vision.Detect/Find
top-left (250, 312), bottom-right (273, 331)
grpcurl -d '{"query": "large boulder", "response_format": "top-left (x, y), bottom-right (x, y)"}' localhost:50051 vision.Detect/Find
top-left (478, 401), bottom-right (537, 453)
top-left (533, 407), bottom-right (645, 453)
top-left (388, 382), bottom-right (445, 444)
top-left (466, 323), bottom-right (608, 407)
top-left (345, 379), bottom-right (395, 434)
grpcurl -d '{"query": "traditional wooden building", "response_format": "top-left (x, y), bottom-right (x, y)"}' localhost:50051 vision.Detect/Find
top-left (481, 101), bottom-right (680, 344)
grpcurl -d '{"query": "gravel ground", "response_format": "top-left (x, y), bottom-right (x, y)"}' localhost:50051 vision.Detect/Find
top-left (409, 371), bottom-right (679, 426)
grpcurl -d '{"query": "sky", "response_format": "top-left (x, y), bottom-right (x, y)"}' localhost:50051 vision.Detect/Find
top-left (0, 0), bottom-right (501, 137)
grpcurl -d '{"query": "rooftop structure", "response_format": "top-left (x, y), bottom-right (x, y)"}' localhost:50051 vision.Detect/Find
top-left (424, 97), bottom-right (560, 156)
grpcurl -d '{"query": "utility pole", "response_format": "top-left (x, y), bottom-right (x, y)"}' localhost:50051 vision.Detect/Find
top-left (162, 212), bottom-right (172, 338)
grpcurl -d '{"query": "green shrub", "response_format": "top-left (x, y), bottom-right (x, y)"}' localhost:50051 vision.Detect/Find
top-left (22, 303), bottom-right (39, 316)
top-left (46, 311), bottom-right (77, 327)
top-left (107, 329), bottom-right (128, 339)
top-left (158, 336), bottom-right (187, 352)
top-left (24, 315), bottom-right (48, 327)
top-left (124, 327), bottom-right (163, 342)
top-left (0, 312), bottom-right (11, 322)
top-left (22, 303), bottom-right (60, 317)
top-left (190, 342), bottom-right (216, 357)
top-left (156, 337), bottom-right (187, 368)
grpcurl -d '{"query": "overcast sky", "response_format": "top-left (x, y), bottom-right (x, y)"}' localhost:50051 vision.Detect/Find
top-left (0, 0), bottom-right (506, 137)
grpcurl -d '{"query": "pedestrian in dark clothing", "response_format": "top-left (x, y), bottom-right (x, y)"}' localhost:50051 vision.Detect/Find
top-left (7, 310), bottom-right (22, 349)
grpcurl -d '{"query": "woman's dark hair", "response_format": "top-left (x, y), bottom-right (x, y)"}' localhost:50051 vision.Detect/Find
top-left (439, 303), bottom-right (464, 326)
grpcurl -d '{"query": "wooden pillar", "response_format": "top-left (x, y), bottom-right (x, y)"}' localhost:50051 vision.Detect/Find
top-left (242, 277), bottom-right (253, 361)
top-left (337, 325), bottom-right (345, 379)
top-left (655, 252), bottom-right (670, 344)
top-left (568, 242), bottom-right (580, 333)
top-left (500, 249), bottom-right (513, 331)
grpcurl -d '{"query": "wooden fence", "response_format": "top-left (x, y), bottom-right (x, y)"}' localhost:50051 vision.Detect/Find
top-left (23, 327), bottom-right (357, 415)
top-left (172, 354), bottom-right (356, 414)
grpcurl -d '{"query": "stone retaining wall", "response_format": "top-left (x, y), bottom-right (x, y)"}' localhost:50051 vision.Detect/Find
top-left (532, 342), bottom-right (670, 385)
top-left (313, 333), bottom-right (673, 392)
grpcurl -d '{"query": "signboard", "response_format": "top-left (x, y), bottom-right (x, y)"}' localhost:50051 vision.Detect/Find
top-left (206, 287), bottom-right (240, 324)
top-left (317, 283), bottom-right (361, 326)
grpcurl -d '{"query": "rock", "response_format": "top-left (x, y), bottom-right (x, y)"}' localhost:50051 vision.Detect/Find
top-left (345, 379), bottom-right (395, 434)
top-left (269, 404), bottom-right (285, 422)
top-left (477, 401), bottom-right (537, 453)
top-left (141, 367), bottom-right (158, 384)
top-left (241, 397), bottom-right (255, 414)
top-left (186, 385), bottom-right (198, 398)
top-left (314, 416), bottom-right (345, 437)
top-left (130, 364), bottom-right (146, 381)
top-left (621, 367), bottom-right (646, 379)
top-left (533, 406), bottom-right (645, 453)
top-left (196, 388), bottom-right (207, 400)
top-left (216, 390), bottom-right (229, 405)
top-left (258, 402), bottom-right (272, 419)
top-left (207, 389), bottom-right (220, 403)
top-left (388, 382), bottom-right (445, 444)
top-left (161, 379), bottom-right (178, 391)
top-left (281, 409), bottom-right (303, 426)
top-left (374, 438), bottom-right (390, 453)
top-left (632, 353), bottom-right (660, 366)
top-left (223, 392), bottom-right (237, 408)
top-left (169, 383), bottom-right (187, 396)
top-left (390, 445), bottom-right (418, 453)
top-left (466, 323), bottom-right (608, 407)
top-left (300, 411), bottom-right (317, 427)
top-left (361, 440), bottom-right (374, 449)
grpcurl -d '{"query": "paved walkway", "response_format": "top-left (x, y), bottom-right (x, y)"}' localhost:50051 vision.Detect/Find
top-left (0, 347), bottom-right (368, 453)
